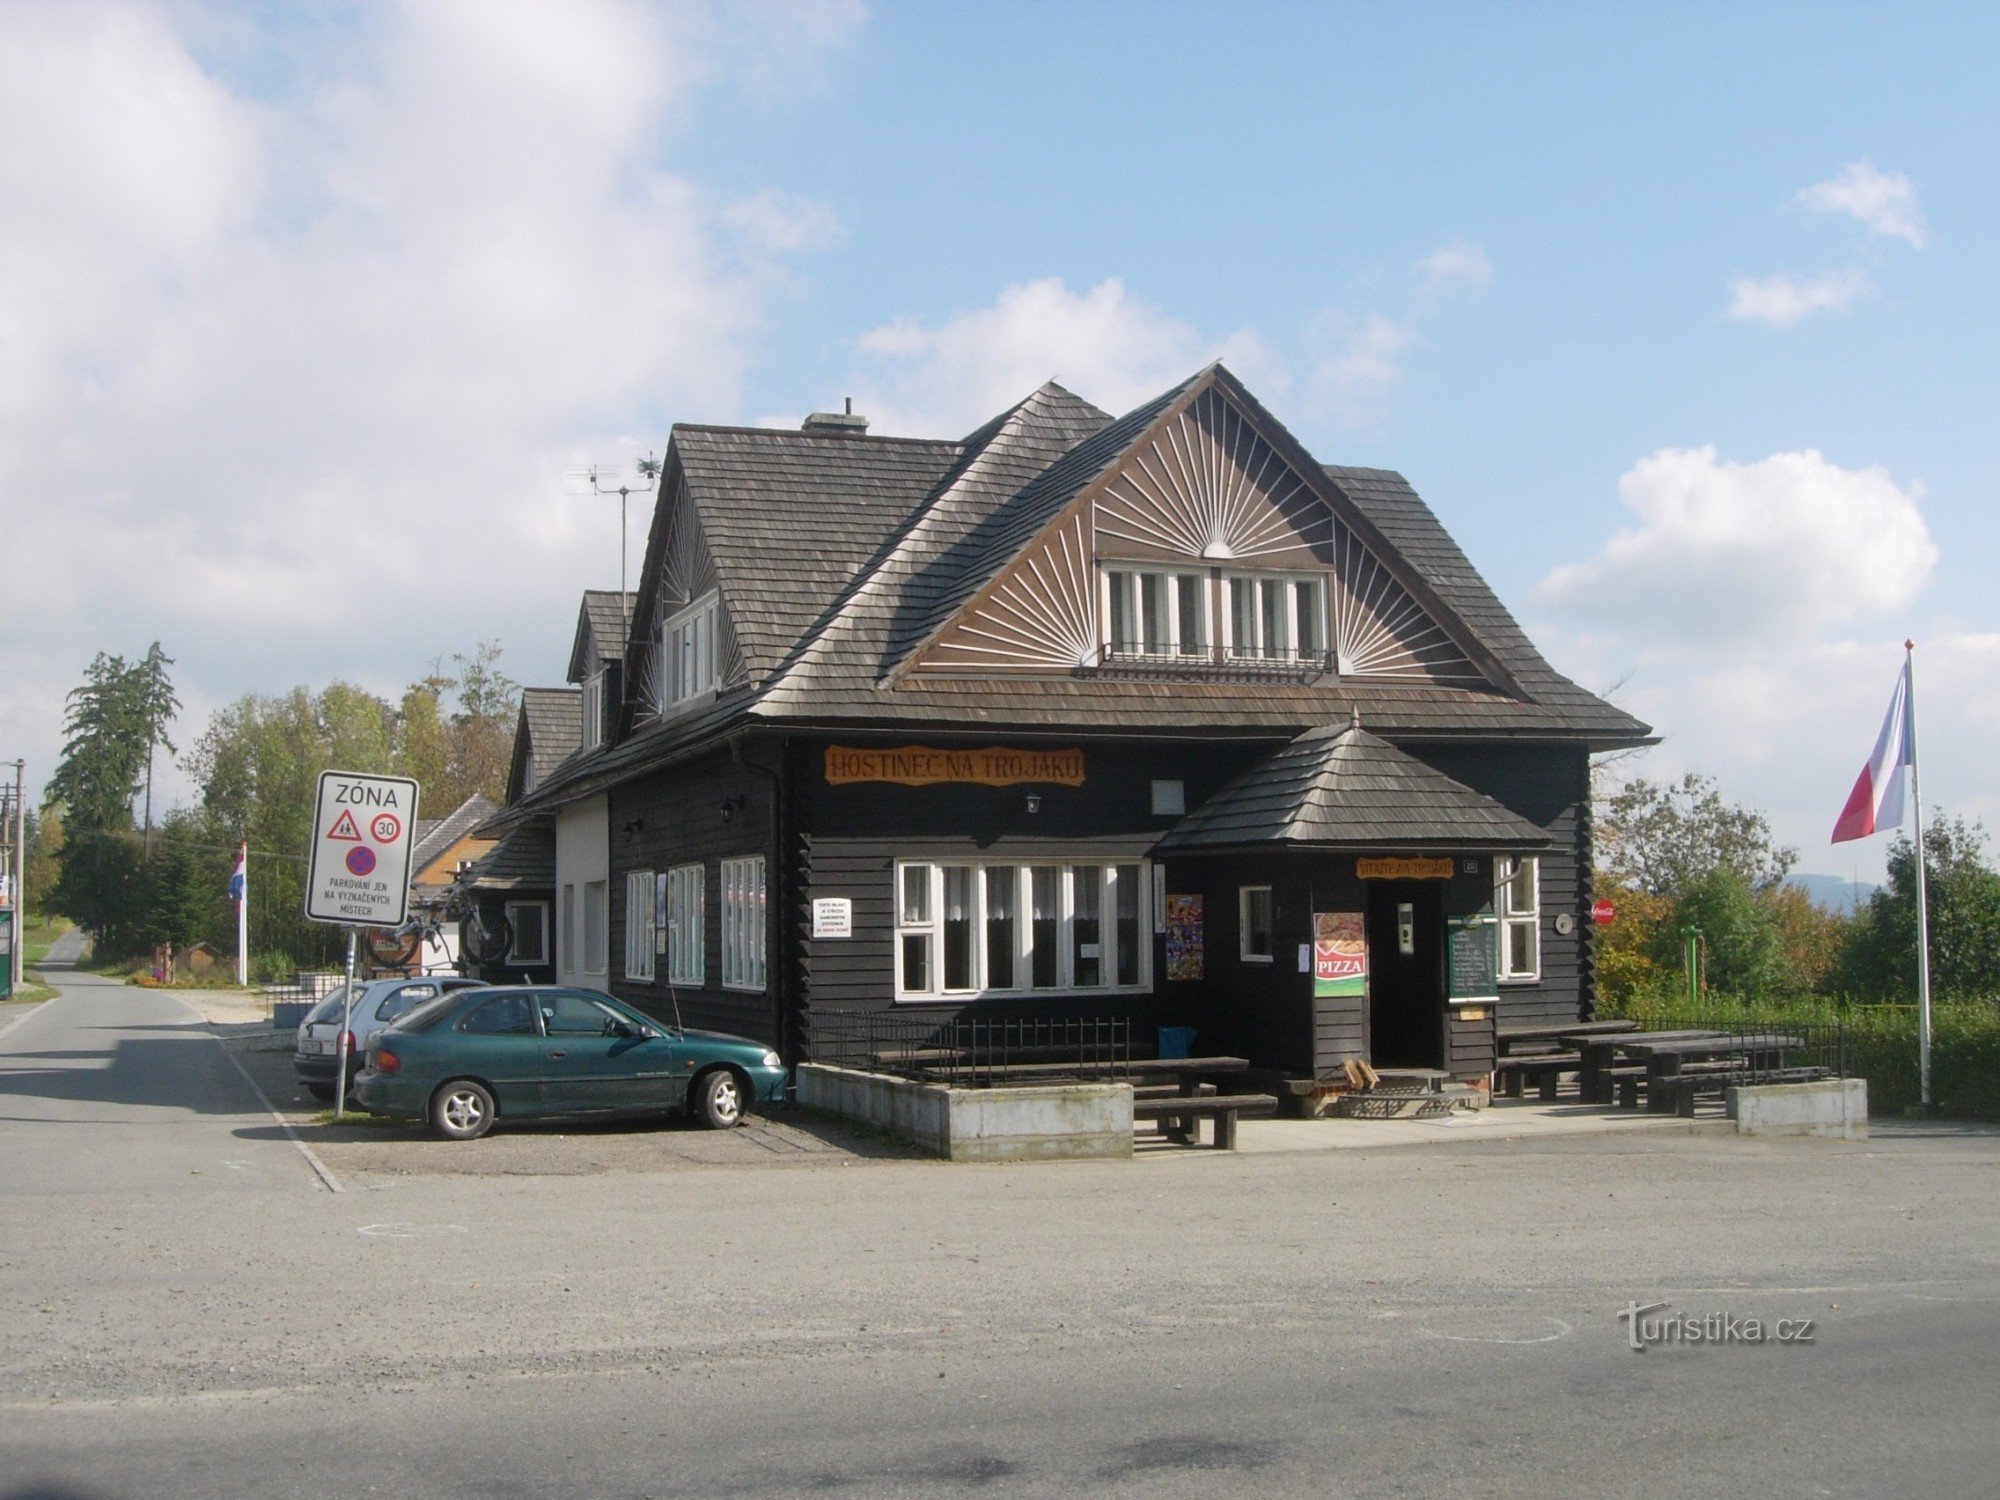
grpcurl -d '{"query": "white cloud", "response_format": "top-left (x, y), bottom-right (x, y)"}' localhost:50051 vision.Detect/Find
top-left (1412, 239), bottom-right (1495, 308)
top-left (1536, 446), bottom-right (1936, 641)
top-left (1726, 267), bottom-right (1871, 326)
top-left (1796, 159), bottom-right (1929, 248)
top-left (845, 276), bottom-right (1278, 437)
top-left (1303, 310), bottom-right (1417, 410)
top-left (0, 0), bottom-right (863, 808)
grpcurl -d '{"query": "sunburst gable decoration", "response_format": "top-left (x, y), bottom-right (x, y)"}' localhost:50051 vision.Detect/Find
top-left (638, 477), bottom-right (744, 706)
top-left (916, 512), bottom-right (1099, 671)
top-left (1094, 387), bottom-right (1330, 565)
top-left (1330, 522), bottom-right (1484, 684)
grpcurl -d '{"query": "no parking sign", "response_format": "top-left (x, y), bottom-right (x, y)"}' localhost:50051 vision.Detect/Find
top-left (305, 771), bottom-right (421, 926)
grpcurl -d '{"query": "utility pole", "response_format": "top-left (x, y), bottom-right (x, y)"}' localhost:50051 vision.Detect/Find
top-left (8, 760), bottom-right (23, 996)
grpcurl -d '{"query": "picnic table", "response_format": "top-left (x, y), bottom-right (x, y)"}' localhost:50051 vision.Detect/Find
top-left (1493, 1021), bottom-right (1639, 1099)
top-left (1561, 1029), bottom-right (1724, 1105)
top-left (1496, 1019), bottom-right (1638, 1049)
top-left (1619, 1032), bottom-right (1806, 1114)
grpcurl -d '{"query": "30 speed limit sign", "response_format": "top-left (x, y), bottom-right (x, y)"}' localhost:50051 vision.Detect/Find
top-left (305, 771), bottom-right (421, 926)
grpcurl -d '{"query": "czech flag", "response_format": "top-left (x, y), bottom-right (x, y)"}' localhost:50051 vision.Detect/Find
top-left (228, 845), bottom-right (247, 903)
top-left (1831, 662), bottom-right (1912, 843)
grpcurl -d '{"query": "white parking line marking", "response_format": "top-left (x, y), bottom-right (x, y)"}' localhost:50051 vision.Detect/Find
top-left (358, 1223), bottom-right (468, 1237)
top-left (1420, 1317), bottom-right (1575, 1346)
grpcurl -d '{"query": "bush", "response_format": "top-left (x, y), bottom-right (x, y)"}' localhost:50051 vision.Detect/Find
top-left (1601, 990), bottom-right (2000, 1121)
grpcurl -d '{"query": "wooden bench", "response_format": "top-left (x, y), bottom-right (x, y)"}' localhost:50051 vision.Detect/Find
top-left (1132, 1093), bottom-right (1278, 1150)
top-left (1494, 1051), bottom-right (1581, 1101)
top-left (1649, 1065), bottom-right (1833, 1116)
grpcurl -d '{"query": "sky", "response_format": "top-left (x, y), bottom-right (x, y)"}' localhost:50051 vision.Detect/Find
top-left (3, 0), bottom-right (1995, 882)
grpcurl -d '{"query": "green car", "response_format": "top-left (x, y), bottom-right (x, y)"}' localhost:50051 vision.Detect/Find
top-left (353, 985), bottom-right (787, 1140)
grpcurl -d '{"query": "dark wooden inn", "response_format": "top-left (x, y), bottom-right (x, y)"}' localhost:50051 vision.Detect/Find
top-left (472, 364), bottom-right (1652, 1091)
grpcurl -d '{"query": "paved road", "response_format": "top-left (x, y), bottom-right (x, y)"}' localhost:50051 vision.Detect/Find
top-left (4, 969), bottom-right (1998, 1499)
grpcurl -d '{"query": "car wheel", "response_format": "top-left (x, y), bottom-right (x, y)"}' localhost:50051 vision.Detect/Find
top-left (430, 1079), bottom-right (496, 1141)
top-left (304, 1081), bottom-right (335, 1103)
top-left (695, 1069), bottom-right (745, 1130)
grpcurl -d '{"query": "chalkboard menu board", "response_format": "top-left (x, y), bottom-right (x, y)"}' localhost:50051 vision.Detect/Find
top-left (1446, 914), bottom-right (1497, 1002)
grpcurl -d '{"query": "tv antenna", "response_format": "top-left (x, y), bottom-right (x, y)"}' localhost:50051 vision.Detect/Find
top-left (570, 453), bottom-right (661, 612)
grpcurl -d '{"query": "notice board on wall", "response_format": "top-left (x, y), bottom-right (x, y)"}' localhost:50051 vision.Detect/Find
top-left (1446, 913), bottom-right (1498, 1004)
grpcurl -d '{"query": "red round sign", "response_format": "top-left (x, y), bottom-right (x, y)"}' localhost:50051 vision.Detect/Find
top-left (1590, 899), bottom-right (1616, 925)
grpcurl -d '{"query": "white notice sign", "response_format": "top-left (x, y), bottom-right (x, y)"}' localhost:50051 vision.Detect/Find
top-left (812, 898), bottom-right (853, 939)
top-left (305, 770), bottom-right (421, 926)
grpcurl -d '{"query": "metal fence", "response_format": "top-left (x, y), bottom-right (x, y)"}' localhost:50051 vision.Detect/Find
top-left (806, 1011), bottom-right (1136, 1087)
top-left (1698, 1016), bottom-right (1847, 1084)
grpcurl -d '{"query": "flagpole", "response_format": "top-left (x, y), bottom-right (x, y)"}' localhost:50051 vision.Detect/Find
top-left (236, 841), bottom-right (249, 989)
top-left (1905, 640), bottom-right (1934, 1112)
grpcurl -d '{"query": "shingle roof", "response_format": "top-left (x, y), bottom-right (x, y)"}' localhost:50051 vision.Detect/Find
top-left (1155, 722), bottom-right (1553, 854)
top-left (493, 364), bottom-right (1652, 827)
top-left (521, 688), bottom-right (581, 780)
top-left (670, 427), bottom-right (963, 683)
top-left (410, 793), bottom-right (500, 875)
top-left (462, 821), bottom-right (555, 891)
top-left (567, 591), bottom-right (636, 681)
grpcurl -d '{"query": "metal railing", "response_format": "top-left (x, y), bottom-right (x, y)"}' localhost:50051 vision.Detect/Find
top-left (1095, 644), bottom-right (1334, 682)
top-left (1698, 1016), bottom-right (1847, 1085)
top-left (806, 1011), bottom-right (1136, 1088)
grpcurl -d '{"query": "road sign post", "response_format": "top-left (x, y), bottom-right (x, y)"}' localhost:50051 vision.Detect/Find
top-left (305, 771), bottom-right (420, 1119)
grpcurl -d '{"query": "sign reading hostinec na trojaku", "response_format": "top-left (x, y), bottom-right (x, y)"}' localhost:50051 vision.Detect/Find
top-left (304, 770), bottom-right (421, 927)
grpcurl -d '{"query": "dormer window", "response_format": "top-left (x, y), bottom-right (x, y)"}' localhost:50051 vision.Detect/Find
top-left (580, 671), bottom-right (604, 750)
top-left (665, 591), bottom-right (720, 706)
top-left (1224, 573), bottom-right (1326, 664)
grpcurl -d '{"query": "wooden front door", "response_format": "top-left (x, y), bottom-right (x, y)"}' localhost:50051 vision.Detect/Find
top-left (1365, 880), bottom-right (1445, 1068)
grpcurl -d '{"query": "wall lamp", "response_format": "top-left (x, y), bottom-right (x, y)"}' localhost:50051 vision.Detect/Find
top-left (719, 794), bottom-right (747, 822)
top-left (1024, 793), bottom-right (1042, 815)
top-left (620, 818), bottom-right (644, 841)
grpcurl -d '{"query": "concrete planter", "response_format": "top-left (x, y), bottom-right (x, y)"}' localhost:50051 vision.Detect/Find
top-left (1727, 1077), bottom-right (1868, 1141)
top-left (797, 1063), bottom-right (1134, 1162)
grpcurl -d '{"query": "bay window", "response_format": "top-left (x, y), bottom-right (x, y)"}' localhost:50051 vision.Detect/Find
top-left (895, 860), bottom-right (1151, 1000)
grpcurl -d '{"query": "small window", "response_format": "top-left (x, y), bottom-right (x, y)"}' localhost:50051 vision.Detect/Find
top-left (721, 856), bottom-right (766, 992)
top-left (583, 880), bottom-right (608, 975)
top-left (1150, 779), bottom-right (1185, 816)
top-left (1239, 886), bottom-right (1274, 962)
top-left (625, 870), bottom-right (656, 981)
top-left (1498, 856), bottom-right (1541, 982)
top-left (458, 994), bottom-right (539, 1036)
top-left (666, 863), bottom-right (704, 984)
top-left (505, 902), bottom-right (549, 966)
top-left (665, 592), bottom-right (721, 706)
top-left (581, 671), bottom-right (605, 750)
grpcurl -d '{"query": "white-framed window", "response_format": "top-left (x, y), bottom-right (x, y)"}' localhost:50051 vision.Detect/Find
top-left (1103, 568), bottom-right (1210, 659)
top-left (894, 860), bottom-right (1150, 1001)
top-left (664, 591), bottom-right (720, 706)
top-left (1239, 885), bottom-right (1274, 962)
top-left (504, 901), bottom-right (549, 967)
top-left (559, 884), bottom-right (577, 973)
top-left (1223, 574), bottom-right (1327, 663)
top-left (1497, 856), bottom-right (1541, 982)
top-left (583, 880), bottom-right (608, 975)
top-left (721, 856), bottom-right (767, 991)
top-left (663, 863), bottom-right (704, 984)
top-left (581, 671), bottom-right (605, 749)
top-left (624, 870), bottom-right (656, 981)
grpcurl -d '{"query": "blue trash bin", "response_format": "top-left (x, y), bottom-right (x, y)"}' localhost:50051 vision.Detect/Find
top-left (1157, 1026), bottom-right (1195, 1060)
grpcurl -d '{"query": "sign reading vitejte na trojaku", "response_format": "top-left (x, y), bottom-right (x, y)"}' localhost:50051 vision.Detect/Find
top-left (824, 745), bottom-right (1085, 788)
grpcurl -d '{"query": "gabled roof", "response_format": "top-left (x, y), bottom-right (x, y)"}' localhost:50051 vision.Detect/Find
top-left (410, 793), bottom-right (501, 876)
top-left (506, 687), bottom-right (582, 803)
top-left (567, 590), bottom-right (636, 682)
top-left (492, 364), bottom-right (1652, 828)
top-left (1155, 722), bottom-right (1552, 854)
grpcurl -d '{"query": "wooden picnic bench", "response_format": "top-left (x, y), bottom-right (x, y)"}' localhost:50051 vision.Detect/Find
top-left (1493, 1021), bottom-right (1638, 1100)
top-left (1621, 1033), bottom-right (1811, 1116)
top-left (1563, 1029), bottom-right (1725, 1105)
top-left (1132, 1092), bottom-right (1278, 1150)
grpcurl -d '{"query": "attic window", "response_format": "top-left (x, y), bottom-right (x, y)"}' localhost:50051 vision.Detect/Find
top-left (664, 591), bottom-right (720, 706)
top-left (580, 671), bottom-right (604, 750)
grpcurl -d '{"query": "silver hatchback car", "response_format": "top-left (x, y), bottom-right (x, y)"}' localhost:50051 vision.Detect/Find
top-left (293, 976), bottom-right (487, 1101)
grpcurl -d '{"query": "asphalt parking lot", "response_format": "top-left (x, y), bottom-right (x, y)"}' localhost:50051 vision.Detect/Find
top-left (210, 1002), bottom-right (925, 1183)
